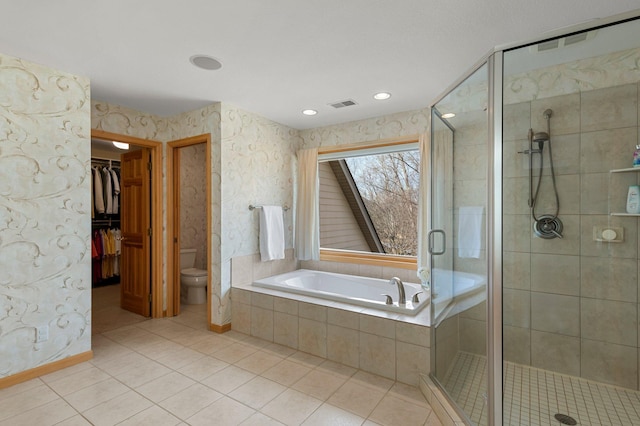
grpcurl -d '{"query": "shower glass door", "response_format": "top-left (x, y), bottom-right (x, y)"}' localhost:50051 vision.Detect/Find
top-left (430, 62), bottom-right (489, 425)
top-left (501, 17), bottom-right (640, 426)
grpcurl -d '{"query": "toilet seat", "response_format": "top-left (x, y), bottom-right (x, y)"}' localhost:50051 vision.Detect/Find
top-left (181, 267), bottom-right (207, 278)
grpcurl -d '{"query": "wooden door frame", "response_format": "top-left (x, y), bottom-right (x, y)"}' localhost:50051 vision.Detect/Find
top-left (91, 129), bottom-right (164, 318)
top-left (167, 134), bottom-right (212, 324)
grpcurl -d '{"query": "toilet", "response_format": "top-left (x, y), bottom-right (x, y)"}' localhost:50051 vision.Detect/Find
top-left (180, 248), bottom-right (207, 304)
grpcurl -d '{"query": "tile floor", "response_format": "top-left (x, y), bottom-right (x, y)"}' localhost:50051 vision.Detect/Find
top-left (1, 284), bottom-right (442, 426)
top-left (441, 351), bottom-right (640, 426)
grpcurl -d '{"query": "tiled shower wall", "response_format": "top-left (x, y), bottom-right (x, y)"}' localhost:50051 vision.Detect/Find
top-left (502, 83), bottom-right (640, 389)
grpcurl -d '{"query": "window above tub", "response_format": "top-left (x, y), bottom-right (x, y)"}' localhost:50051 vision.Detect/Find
top-left (317, 136), bottom-right (420, 270)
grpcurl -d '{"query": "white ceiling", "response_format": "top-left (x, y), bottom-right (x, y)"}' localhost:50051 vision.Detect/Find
top-left (2, 1), bottom-right (638, 130)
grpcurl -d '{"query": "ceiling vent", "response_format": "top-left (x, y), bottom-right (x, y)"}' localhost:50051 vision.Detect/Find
top-left (330, 99), bottom-right (358, 109)
top-left (530, 30), bottom-right (597, 53)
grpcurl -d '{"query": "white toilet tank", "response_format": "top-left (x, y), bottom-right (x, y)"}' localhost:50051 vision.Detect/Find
top-left (180, 248), bottom-right (197, 270)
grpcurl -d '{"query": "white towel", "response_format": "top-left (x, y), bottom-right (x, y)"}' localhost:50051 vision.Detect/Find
top-left (259, 206), bottom-right (285, 261)
top-left (457, 206), bottom-right (483, 259)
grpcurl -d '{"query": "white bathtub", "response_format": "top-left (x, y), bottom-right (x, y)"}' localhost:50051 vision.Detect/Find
top-left (253, 269), bottom-right (428, 315)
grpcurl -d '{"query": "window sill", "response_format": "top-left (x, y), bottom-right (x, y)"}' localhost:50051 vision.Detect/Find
top-left (319, 248), bottom-right (417, 270)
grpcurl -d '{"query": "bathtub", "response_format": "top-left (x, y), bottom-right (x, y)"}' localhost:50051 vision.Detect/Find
top-left (253, 269), bottom-right (428, 315)
top-left (431, 269), bottom-right (486, 324)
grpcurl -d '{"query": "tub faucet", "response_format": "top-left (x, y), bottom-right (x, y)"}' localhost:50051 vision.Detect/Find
top-left (389, 277), bottom-right (406, 304)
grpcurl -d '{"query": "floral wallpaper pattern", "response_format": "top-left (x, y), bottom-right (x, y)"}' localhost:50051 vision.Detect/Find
top-left (298, 108), bottom-right (430, 150)
top-left (220, 104), bottom-right (297, 324)
top-left (0, 54), bottom-right (91, 377)
top-left (179, 143), bottom-right (207, 270)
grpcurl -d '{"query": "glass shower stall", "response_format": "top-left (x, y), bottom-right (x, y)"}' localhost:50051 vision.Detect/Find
top-left (428, 11), bottom-right (640, 426)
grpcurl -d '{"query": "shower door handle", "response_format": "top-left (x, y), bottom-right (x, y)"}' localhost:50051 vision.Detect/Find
top-left (428, 229), bottom-right (446, 255)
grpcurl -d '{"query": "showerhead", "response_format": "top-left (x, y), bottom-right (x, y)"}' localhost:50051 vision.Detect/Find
top-left (543, 109), bottom-right (553, 119)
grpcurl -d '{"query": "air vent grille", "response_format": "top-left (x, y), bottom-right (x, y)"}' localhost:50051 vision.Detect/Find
top-left (564, 33), bottom-right (588, 46)
top-left (530, 30), bottom-right (597, 53)
top-left (330, 99), bottom-right (358, 109)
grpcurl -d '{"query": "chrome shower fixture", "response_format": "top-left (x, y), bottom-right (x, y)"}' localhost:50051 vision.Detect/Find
top-left (518, 108), bottom-right (563, 239)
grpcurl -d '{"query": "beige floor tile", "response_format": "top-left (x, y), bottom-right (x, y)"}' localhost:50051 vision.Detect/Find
top-left (351, 371), bottom-right (395, 391)
top-left (213, 342), bottom-right (259, 363)
top-left (240, 412), bottom-right (286, 425)
top-left (46, 366), bottom-right (111, 396)
top-left (201, 365), bottom-right (257, 394)
top-left (187, 396), bottom-right (255, 426)
top-left (327, 381), bottom-right (386, 418)
top-left (0, 384), bottom-right (59, 422)
top-left (0, 378), bottom-right (42, 401)
top-left (229, 376), bottom-right (287, 409)
top-left (368, 394), bottom-right (431, 426)
top-left (301, 403), bottom-right (365, 425)
top-left (287, 351), bottom-right (325, 368)
top-left (117, 405), bottom-right (181, 426)
top-left (113, 360), bottom-right (173, 388)
top-left (292, 369), bottom-right (347, 401)
top-left (262, 359), bottom-right (312, 386)
top-left (0, 398), bottom-right (76, 426)
top-left (54, 414), bottom-right (93, 425)
top-left (135, 371), bottom-right (196, 403)
top-left (82, 390), bottom-right (153, 426)
top-left (159, 383), bottom-right (223, 420)
top-left (387, 382), bottom-right (429, 408)
top-left (64, 377), bottom-right (130, 412)
top-left (261, 389), bottom-right (323, 426)
top-left (235, 350), bottom-right (284, 374)
top-left (177, 355), bottom-right (229, 381)
top-left (188, 334), bottom-right (234, 355)
top-left (135, 339), bottom-right (185, 360)
top-left (262, 343), bottom-right (298, 358)
top-left (316, 360), bottom-right (358, 378)
top-left (91, 351), bottom-right (149, 376)
top-left (155, 346), bottom-right (206, 370)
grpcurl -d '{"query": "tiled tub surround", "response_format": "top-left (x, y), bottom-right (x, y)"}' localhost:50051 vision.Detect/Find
top-left (502, 83), bottom-right (640, 390)
top-left (230, 253), bottom-right (430, 386)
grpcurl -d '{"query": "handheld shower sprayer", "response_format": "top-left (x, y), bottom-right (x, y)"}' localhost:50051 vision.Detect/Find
top-left (518, 109), bottom-right (563, 239)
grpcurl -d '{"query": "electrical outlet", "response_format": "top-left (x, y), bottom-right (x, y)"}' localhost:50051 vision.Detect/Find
top-left (35, 325), bottom-right (49, 343)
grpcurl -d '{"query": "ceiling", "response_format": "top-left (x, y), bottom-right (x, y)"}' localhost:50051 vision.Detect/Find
top-left (2, 1), bottom-right (638, 130)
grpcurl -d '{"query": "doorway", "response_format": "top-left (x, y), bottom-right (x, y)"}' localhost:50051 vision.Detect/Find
top-left (91, 129), bottom-right (164, 330)
top-left (167, 134), bottom-right (212, 327)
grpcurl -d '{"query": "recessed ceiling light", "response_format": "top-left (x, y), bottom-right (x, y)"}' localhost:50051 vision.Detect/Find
top-left (112, 141), bottom-right (129, 150)
top-left (441, 113), bottom-right (456, 119)
top-left (373, 92), bottom-right (391, 100)
top-left (302, 109), bottom-right (318, 116)
top-left (190, 54), bottom-right (223, 70)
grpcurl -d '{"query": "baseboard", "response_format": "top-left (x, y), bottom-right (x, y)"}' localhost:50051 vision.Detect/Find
top-left (0, 351), bottom-right (93, 390)
top-left (210, 322), bottom-right (231, 333)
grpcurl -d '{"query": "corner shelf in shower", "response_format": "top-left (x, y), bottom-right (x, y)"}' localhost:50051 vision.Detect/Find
top-left (610, 167), bottom-right (640, 173)
top-left (609, 167), bottom-right (640, 216)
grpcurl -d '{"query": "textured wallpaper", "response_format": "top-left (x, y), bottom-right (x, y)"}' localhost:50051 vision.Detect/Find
top-left (298, 108), bottom-right (430, 150)
top-left (220, 104), bottom-right (298, 324)
top-left (179, 143), bottom-right (207, 270)
top-left (0, 54), bottom-right (91, 377)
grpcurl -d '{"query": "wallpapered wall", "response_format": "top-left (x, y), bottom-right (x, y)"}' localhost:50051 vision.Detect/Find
top-left (219, 104), bottom-right (298, 324)
top-left (0, 53), bottom-right (91, 377)
top-left (179, 143), bottom-right (207, 270)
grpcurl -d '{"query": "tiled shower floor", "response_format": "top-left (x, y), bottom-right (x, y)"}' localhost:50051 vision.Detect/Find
top-left (442, 351), bottom-right (640, 426)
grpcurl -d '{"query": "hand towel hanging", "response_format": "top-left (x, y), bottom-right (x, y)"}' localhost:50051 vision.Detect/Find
top-left (259, 205), bottom-right (285, 261)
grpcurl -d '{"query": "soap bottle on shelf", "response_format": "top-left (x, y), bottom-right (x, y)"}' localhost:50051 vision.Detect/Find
top-left (634, 145), bottom-right (640, 167)
top-left (627, 185), bottom-right (640, 214)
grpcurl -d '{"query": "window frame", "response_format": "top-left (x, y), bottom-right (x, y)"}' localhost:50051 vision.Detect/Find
top-left (317, 135), bottom-right (420, 270)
